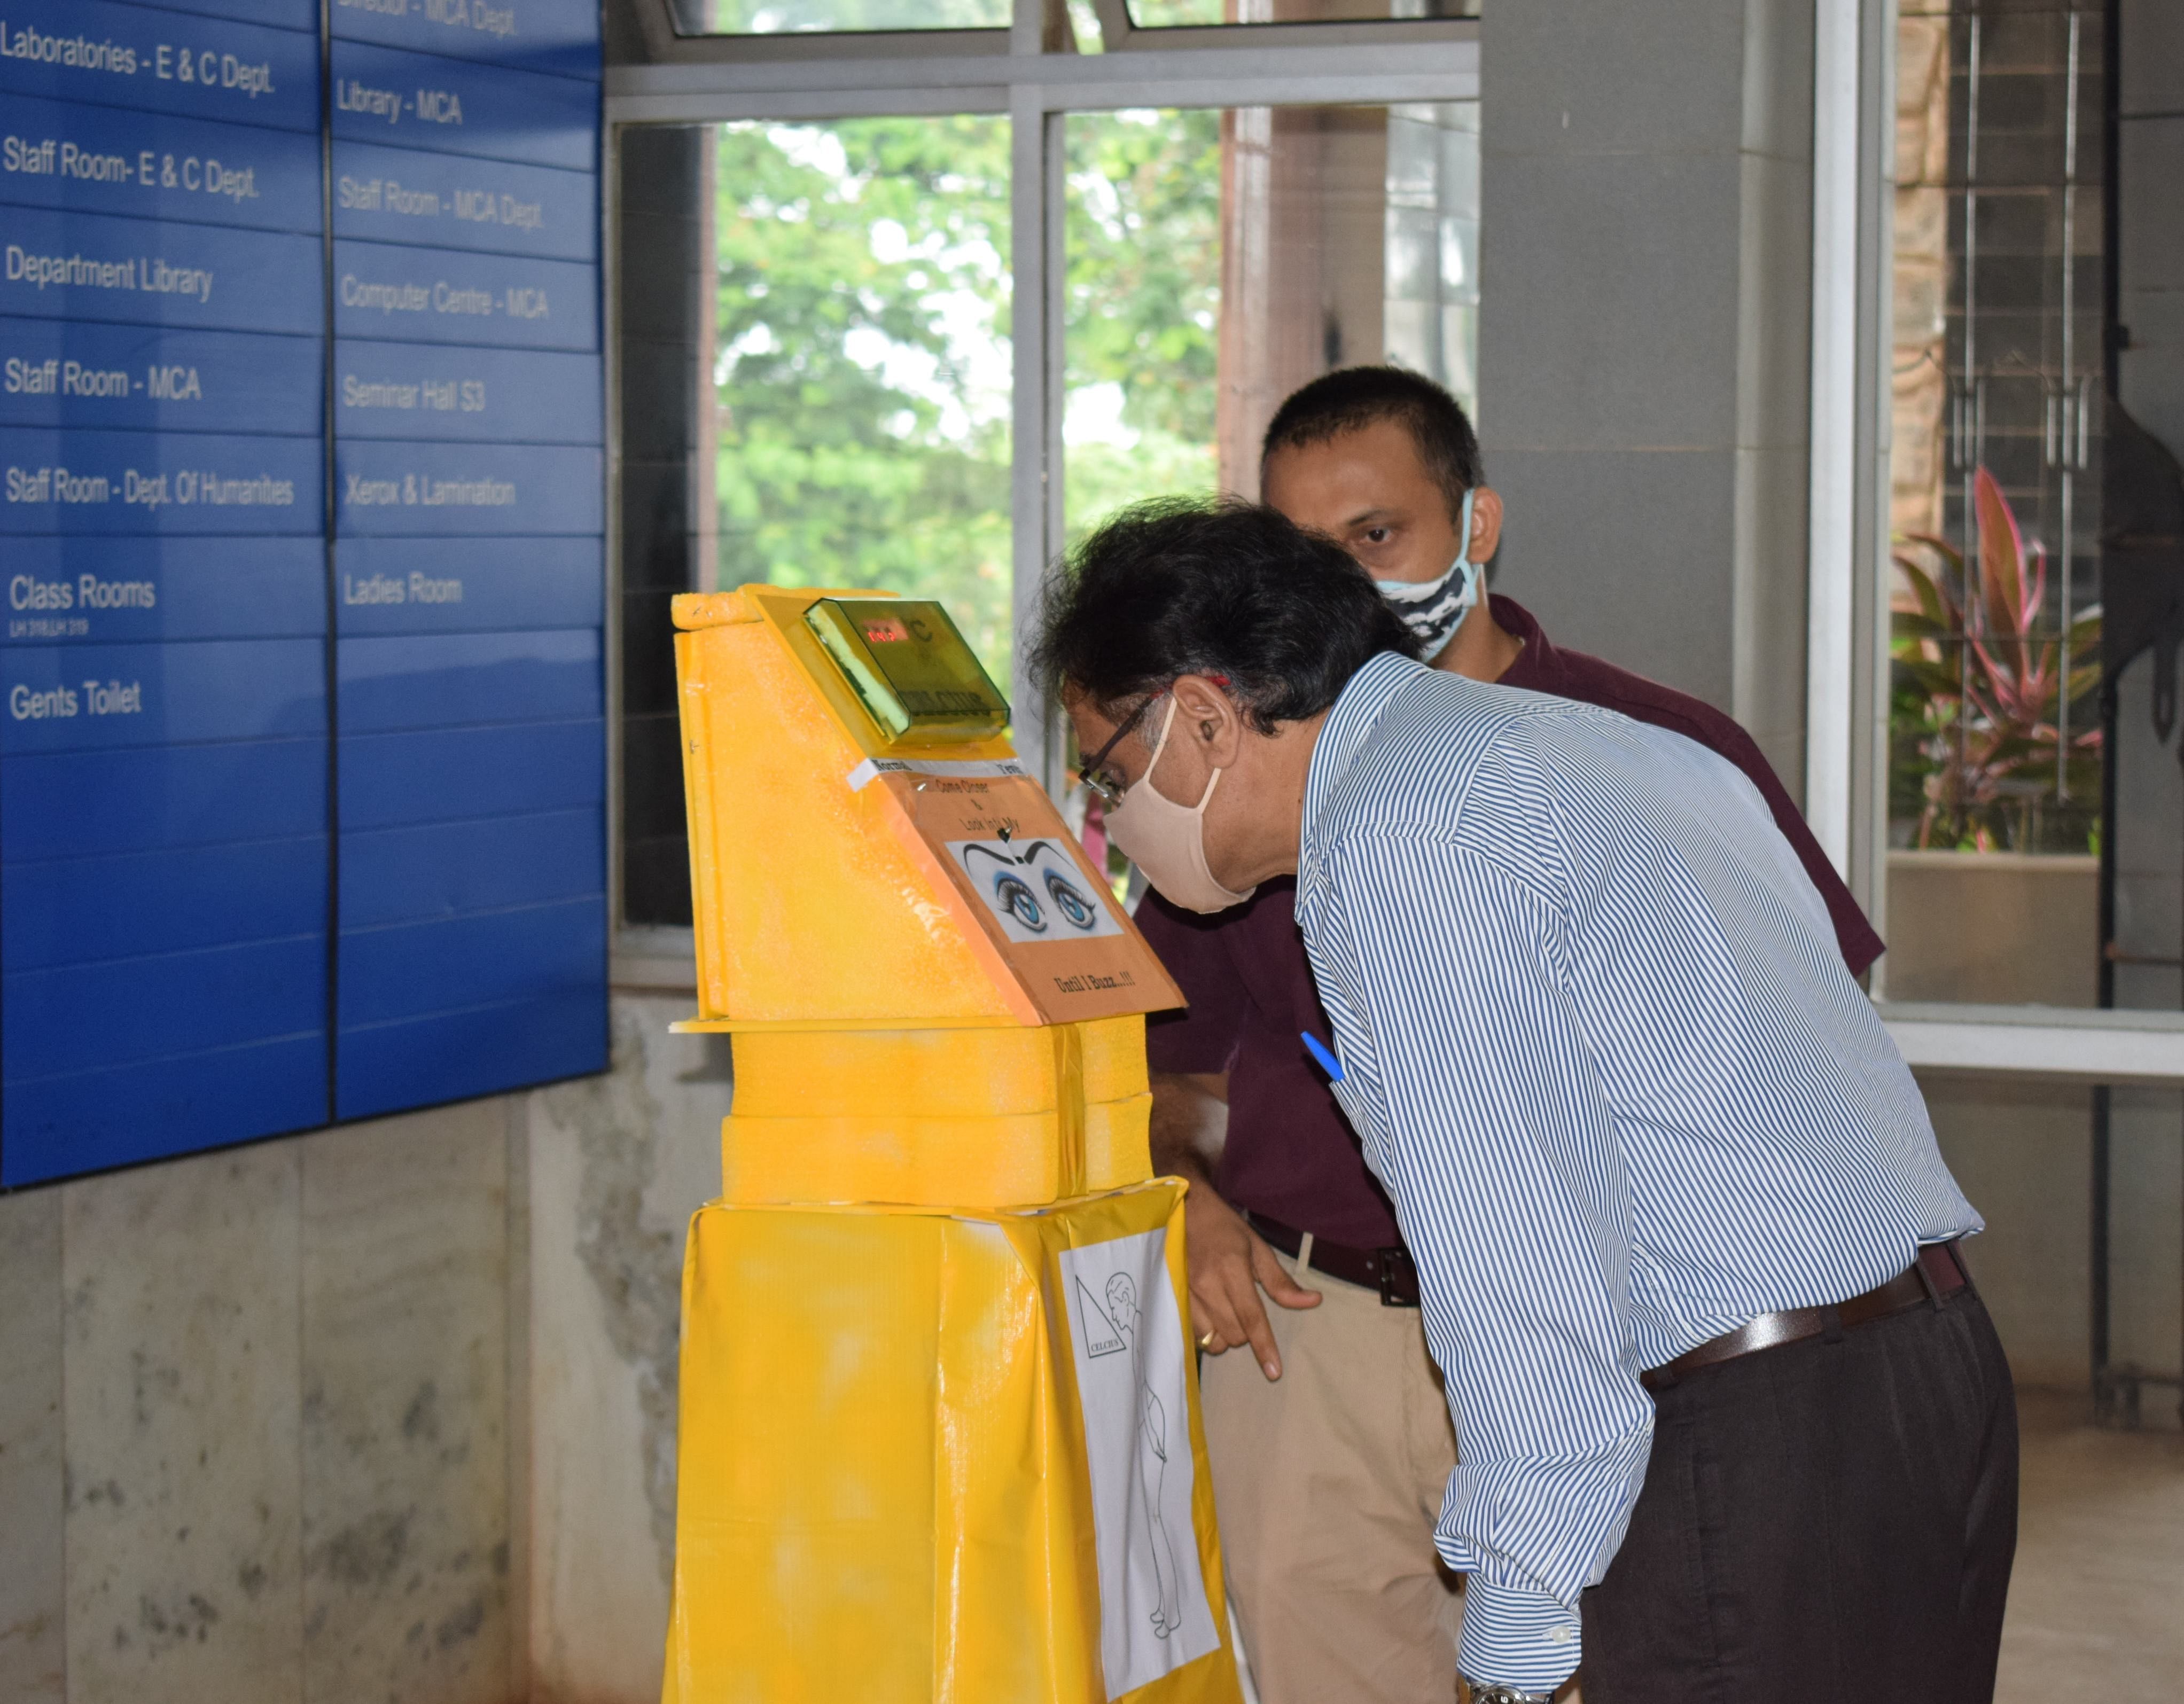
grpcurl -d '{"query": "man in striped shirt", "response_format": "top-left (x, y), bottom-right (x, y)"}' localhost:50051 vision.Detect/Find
top-left (1037, 501), bottom-right (2017, 1703)
top-left (1136, 368), bottom-right (1890, 1704)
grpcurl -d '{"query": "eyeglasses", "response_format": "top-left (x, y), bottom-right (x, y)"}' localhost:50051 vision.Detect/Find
top-left (1079, 693), bottom-right (1164, 814)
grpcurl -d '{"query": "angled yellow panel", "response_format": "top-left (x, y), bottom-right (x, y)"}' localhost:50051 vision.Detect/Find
top-left (672, 585), bottom-right (1183, 1030)
top-left (674, 590), bottom-right (1020, 1027)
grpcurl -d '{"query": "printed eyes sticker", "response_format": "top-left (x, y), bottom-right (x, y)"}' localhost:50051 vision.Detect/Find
top-left (1043, 867), bottom-right (1098, 930)
top-left (992, 871), bottom-right (1048, 933)
top-left (950, 838), bottom-right (1123, 945)
top-left (962, 840), bottom-right (1106, 936)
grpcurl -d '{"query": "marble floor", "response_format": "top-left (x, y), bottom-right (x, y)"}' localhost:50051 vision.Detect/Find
top-left (1995, 1388), bottom-right (2184, 1702)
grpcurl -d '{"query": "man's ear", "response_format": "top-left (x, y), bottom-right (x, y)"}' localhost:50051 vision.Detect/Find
top-left (1469, 486), bottom-right (1505, 564)
top-left (1169, 674), bottom-right (1246, 768)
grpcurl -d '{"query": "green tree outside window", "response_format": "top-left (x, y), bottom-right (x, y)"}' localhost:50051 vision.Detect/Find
top-left (712, 112), bottom-right (1222, 691)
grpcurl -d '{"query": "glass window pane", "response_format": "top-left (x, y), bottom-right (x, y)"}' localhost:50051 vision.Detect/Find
top-left (1126, 1), bottom-right (1475, 25)
top-left (1062, 108), bottom-right (1222, 537)
top-left (1063, 101), bottom-right (1478, 543)
top-left (671, 0), bottom-right (1008, 35)
top-left (1060, 101), bottom-right (1476, 895)
top-left (1883, 4), bottom-right (2119, 1009)
top-left (712, 118), bottom-right (1015, 687)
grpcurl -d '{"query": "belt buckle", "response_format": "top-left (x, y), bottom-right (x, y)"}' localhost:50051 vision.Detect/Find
top-left (1375, 1245), bottom-right (1417, 1308)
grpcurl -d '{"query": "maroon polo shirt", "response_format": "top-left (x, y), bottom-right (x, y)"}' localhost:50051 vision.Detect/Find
top-left (1136, 595), bottom-right (1886, 1251)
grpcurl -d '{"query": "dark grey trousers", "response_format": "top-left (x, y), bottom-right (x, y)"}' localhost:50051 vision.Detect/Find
top-left (1581, 1282), bottom-right (2019, 1703)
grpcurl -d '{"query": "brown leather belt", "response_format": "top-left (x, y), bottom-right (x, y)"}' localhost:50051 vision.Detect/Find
top-left (1640, 1241), bottom-right (1971, 1392)
top-left (1246, 1210), bottom-right (1420, 1307)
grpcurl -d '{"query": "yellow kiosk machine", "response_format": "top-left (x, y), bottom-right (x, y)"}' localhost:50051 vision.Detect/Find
top-left (662, 584), bottom-right (1245, 1704)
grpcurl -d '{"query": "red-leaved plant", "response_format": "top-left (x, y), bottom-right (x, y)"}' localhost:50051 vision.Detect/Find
top-left (1891, 466), bottom-right (2101, 850)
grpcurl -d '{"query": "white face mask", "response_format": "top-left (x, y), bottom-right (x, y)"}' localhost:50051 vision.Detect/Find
top-left (1102, 699), bottom-right (1257, 915)
top-left (1374, 487), bottom-right (1479, 662)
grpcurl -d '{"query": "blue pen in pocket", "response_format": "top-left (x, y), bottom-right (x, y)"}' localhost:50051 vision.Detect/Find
top-left (1300, 1031), bottom-right (1344, 1083)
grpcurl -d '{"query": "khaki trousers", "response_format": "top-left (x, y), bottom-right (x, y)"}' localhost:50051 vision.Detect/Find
top-left (1199, 1249), bottom-right (1463, 1703)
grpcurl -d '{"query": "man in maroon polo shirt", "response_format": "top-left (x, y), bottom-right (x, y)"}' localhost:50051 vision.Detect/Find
top-left (1134, 367), bottom-right (1883, 1703)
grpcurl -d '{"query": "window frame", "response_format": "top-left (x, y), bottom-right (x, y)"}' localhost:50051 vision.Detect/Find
top-left (626, 0), bottom-right (1472, 57)
top-left (602, 0), bottom-right (1479, 970)
top-left (1807, 0), bottom-right (2184, 1076)
top-left (604, 0), bottom-right (2184, 1082)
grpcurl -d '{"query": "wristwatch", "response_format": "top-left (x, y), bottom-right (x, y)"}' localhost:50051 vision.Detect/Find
top-left (1458, 1679), bottom-right (1579, 1704)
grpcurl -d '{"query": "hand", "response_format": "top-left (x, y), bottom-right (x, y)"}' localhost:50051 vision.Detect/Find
top-left (1182, 1182), bottom-right (1320, 1380)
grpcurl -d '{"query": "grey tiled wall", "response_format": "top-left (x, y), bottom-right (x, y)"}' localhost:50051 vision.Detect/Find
top-left (1477, 0), bottom-right (1816, 790)
top-left (2, 1116), bottom-right (510, 1704)
top-left (0, 993), bottom-right (731, 1704)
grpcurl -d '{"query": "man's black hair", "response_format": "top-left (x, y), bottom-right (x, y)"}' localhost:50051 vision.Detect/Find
top-left (1033, 497), bottom-right (1420, 732)
top-left (1260, 365), bottom-right (1483, 522)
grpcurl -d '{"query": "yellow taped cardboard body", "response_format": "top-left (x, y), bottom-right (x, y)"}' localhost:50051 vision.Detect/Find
top-left (663, 1182), bottom-right (1245, 1704)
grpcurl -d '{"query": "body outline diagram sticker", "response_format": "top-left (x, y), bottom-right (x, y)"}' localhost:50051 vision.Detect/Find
top-left (1060, 1228), bottom-right (1220, 1698)
top-left (948, 836), bottom-right (1124, 945)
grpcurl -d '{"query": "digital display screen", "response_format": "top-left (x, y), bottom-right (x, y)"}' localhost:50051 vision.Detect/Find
top-left (804, 598), bottom-right (1009, 746)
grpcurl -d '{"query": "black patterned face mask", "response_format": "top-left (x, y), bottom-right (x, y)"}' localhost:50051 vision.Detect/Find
top-left (1372, 488), bottom-right (1479, 662)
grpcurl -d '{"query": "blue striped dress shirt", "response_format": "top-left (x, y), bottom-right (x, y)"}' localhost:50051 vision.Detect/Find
top-left (1293, 653), bottom-right (1980, 1691)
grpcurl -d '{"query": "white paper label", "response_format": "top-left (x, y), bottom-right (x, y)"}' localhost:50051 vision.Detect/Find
top-left (1060, 1229), bottom-right (1220, 1699)
top-left (843, 755), bottom-right (1031, 791)
top-left (947, 837), bottom-right (1124, 945)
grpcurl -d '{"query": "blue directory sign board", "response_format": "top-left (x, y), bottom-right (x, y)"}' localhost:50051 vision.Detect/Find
top-left (332, 239), bottom-right (596, 349)
top-left (0, 93), bottom-right (324, 230)
top-left (327, 0), bottom-right (602, 82)
top-left (0, 207), bottom-right (325, 334)
top-left (0, 2), bottom-right (322, 131)
top-left (0, 319), bottom-right (325, 436)
top-left (333, 341), bottom-right (602, 442)
top-left (1, 0), bottom-right (603, 1186)
top-left (331, 41), bottom-right (596, 171)
top-left (333, 139), bottom-right (598, 261)
top-left (327, 1), bottom-right (603, 1127)
top-left (0, 427), bottom-right (323, 531)
top-left (333, 535), bottom-right (602, 631)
